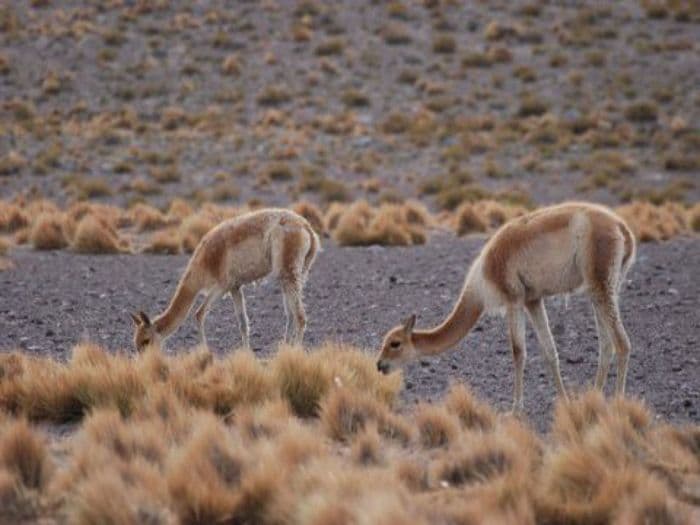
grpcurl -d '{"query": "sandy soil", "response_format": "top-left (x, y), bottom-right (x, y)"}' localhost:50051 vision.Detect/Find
top-left (1, 234), bottom-right (698, 431)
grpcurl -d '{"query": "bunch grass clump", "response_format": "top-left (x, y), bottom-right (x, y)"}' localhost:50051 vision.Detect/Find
top-left (0, 341), bottom-right (697, 523)
top-left (330, 201), bottom-right (430, 246)
top-left (72, 215), bottom-right (129, 254)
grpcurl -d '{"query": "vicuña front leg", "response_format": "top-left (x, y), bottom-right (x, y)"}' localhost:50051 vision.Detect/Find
top-left (230, 287), bottom-right (250, 349)
top-left (507, 307), bottom-right (527, 414)
top-left (195, 289), bottom-right (222, 348)
top-left (526, 299), bottom-right (568, 401)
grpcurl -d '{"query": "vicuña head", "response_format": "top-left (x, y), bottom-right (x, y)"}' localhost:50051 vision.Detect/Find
top-left (130, 311), bottom-right (160, 352)
top-left (377, 314), bottom-right (417, 374)
top-left (130, 208), bottom-right (319, 352)
top-left (376, 202), bottom-right (636, 413)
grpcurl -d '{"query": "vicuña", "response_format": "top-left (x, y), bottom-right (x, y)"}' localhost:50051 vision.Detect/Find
top-left (377, 202), bottom-right (636, 412)
top-left (132, 208), bottom-right (319, 351)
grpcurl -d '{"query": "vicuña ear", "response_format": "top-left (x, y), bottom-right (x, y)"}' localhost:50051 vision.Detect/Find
top-left (403, 314), bottom-right (416, 335)
top-left (130, 312), bottom-right (141, 325)
top-left (138, 311), bottom-right (151, 326)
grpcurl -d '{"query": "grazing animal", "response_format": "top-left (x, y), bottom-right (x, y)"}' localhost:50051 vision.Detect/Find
top-left (131, 208), bottom-right (319, 351)
top-left (376, 202), bottom-right (636, 412)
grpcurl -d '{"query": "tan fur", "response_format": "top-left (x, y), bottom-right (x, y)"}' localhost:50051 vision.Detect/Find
top-left (132, 209), bottom-right (320, 351)
top-left (377, 202), bottom-right (636, 412)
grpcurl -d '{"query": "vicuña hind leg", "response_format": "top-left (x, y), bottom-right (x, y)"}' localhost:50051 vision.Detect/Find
top-left (195, 289), bottom-right (223, 348)
top-left (281, 280), bottom-right (306, 345)
top-left (230, 287), bottom-right (250, 349)
top-left (592, 302), bottom-right (614, 390)
top-left (526, 299), bottom-right (568, 400)
top-left (507, 307), bottom-right (527, 414)
top-left (595, 296), bottom-right (631, 395)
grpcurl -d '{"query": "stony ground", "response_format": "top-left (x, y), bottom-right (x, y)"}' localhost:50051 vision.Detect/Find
top-left (1, 234), bottom-right (698, 431)
top-left (1, 0), bottom-right (698, 209)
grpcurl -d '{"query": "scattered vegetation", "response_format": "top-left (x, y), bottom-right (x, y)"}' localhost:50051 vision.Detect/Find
top-left (0, 344), bottom-right (697, 523)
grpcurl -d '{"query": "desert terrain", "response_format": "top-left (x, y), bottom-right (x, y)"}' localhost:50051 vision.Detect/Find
top-left (0, 0), bottom-right (699, 523)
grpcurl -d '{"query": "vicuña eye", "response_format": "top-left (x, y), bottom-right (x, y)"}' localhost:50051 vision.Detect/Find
top-left (390, 341), bottom-right (401, 348)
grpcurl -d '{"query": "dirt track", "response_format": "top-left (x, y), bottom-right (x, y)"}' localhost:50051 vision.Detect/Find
top-left (1, 235), bottom-right (698, 430)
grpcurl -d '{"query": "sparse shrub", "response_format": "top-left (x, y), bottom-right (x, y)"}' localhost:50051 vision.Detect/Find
top-left (73, 176), bottom-right (113, 199)
top-left (30, 213), bottom-right (68, 250)
top-left (0, 151), bottom-right (26, 176)
top-left (341, 89), bottom-right (370, 108)
top-left (179, 213), bottom-right (216, 253)
top-left (221, 54), bottom-right (240, 75)
top-left (315, 38), bottom-right (344, 56)
top-left (0, 203), bottom-right (29, 232)
top-left (129, 203), bottom-right (171, 232)
top-left (383, 23), bottom-right (412, 45)
top-left (256, 85), bottom-right (291, 106)
top-left (415, 404), bottom-right (459, 449)
top-left (72, 215), bottom-right (127, 254)
top-left (444, 383), bottom-right (495, 430)
top-left (272, 347), bottom-right (331, 418)
top-left (462, 52), bottom-right (492, 68)
top-left (145, 229), bottom-right (181, 255)
top-left (331, 201), bottom-right (428, 247)
top-left (265, 162), bottom-right (294, 181)
top-left (435, 437), bottom-right (516, 487)
top-left (292, 201), bottom-right (325, 235)
top-left (381, 112), bottom-right (411, 134)
top-left (433, 34), bottom-right (457, 54)
top-left (351, 425), bottom-right (383, 465)
top-left (0, 419), bottom-right (51, 490)
top-left (517, 94), bottom-right (548, 117)
top-left (624, 100), bottom-right (659, 122)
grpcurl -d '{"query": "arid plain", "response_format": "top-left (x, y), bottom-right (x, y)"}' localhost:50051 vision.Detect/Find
top-left (1, 1), bottom-right (699, 523)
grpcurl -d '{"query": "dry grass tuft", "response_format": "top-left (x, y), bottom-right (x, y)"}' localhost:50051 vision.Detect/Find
top-left (351, 424), bottom-right (383, 466)
top-left (0, 338), bottom-right (696, 522)
top-left (29, 212), bottom-right (69, 250)
top-left (272, 346), bottom-right (332, 418)
top-left (615, 201), bottom-right (690, 242)
top-left (455, 203), bottom-right (487, 235)
top-left (444, 383), bottom-right (496, 431)
top-left (145, 228), bottom-right (181, 254)
top-left (0, 419), bottom-right (51, 490)
top-left (179, 213), bottom-right (216, 253)
top-left (0, 202), bottom-right (29, 233)
top-left (415, 403), bottom-right (460, 449)
top-left (331, 201), bottom-right (429, 246)
top-left (292, 201), bottom-right (325, 235)
top-left (129, 203), bottom-right (172, 232)
top-left (72, 215), bottom-right (129, 254)
top-left (321, 387), bottom-right (397, 443)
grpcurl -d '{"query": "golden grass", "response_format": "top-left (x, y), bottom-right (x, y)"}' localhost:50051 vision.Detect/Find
top-left (616, 201), bottom-right (690, 242)
top-left (0, 199), bottom-right (698, 257)
top-left (291, 201), bottom-right (325, 236)
top-left (331, 201), bottom-right (429, 246)
top-left (0, 342), bottom-right (697, 522)
top-left (72, 214), bottom-right (129, 254)
top-left (29, 213), bottom-right (69, 250)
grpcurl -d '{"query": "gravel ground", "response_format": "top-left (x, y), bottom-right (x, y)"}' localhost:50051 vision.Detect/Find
top-left (1, 235), bottom-right (698, 431)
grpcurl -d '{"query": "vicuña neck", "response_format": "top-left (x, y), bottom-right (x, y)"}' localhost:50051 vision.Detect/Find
top-left (411, 285), bottom-right (483, 356)
top-left (153, 272), bottom-right (198, 338)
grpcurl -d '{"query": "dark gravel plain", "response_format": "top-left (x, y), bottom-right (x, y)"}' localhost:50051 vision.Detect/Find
top-left (1, 235), bottom-right (698, 431)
